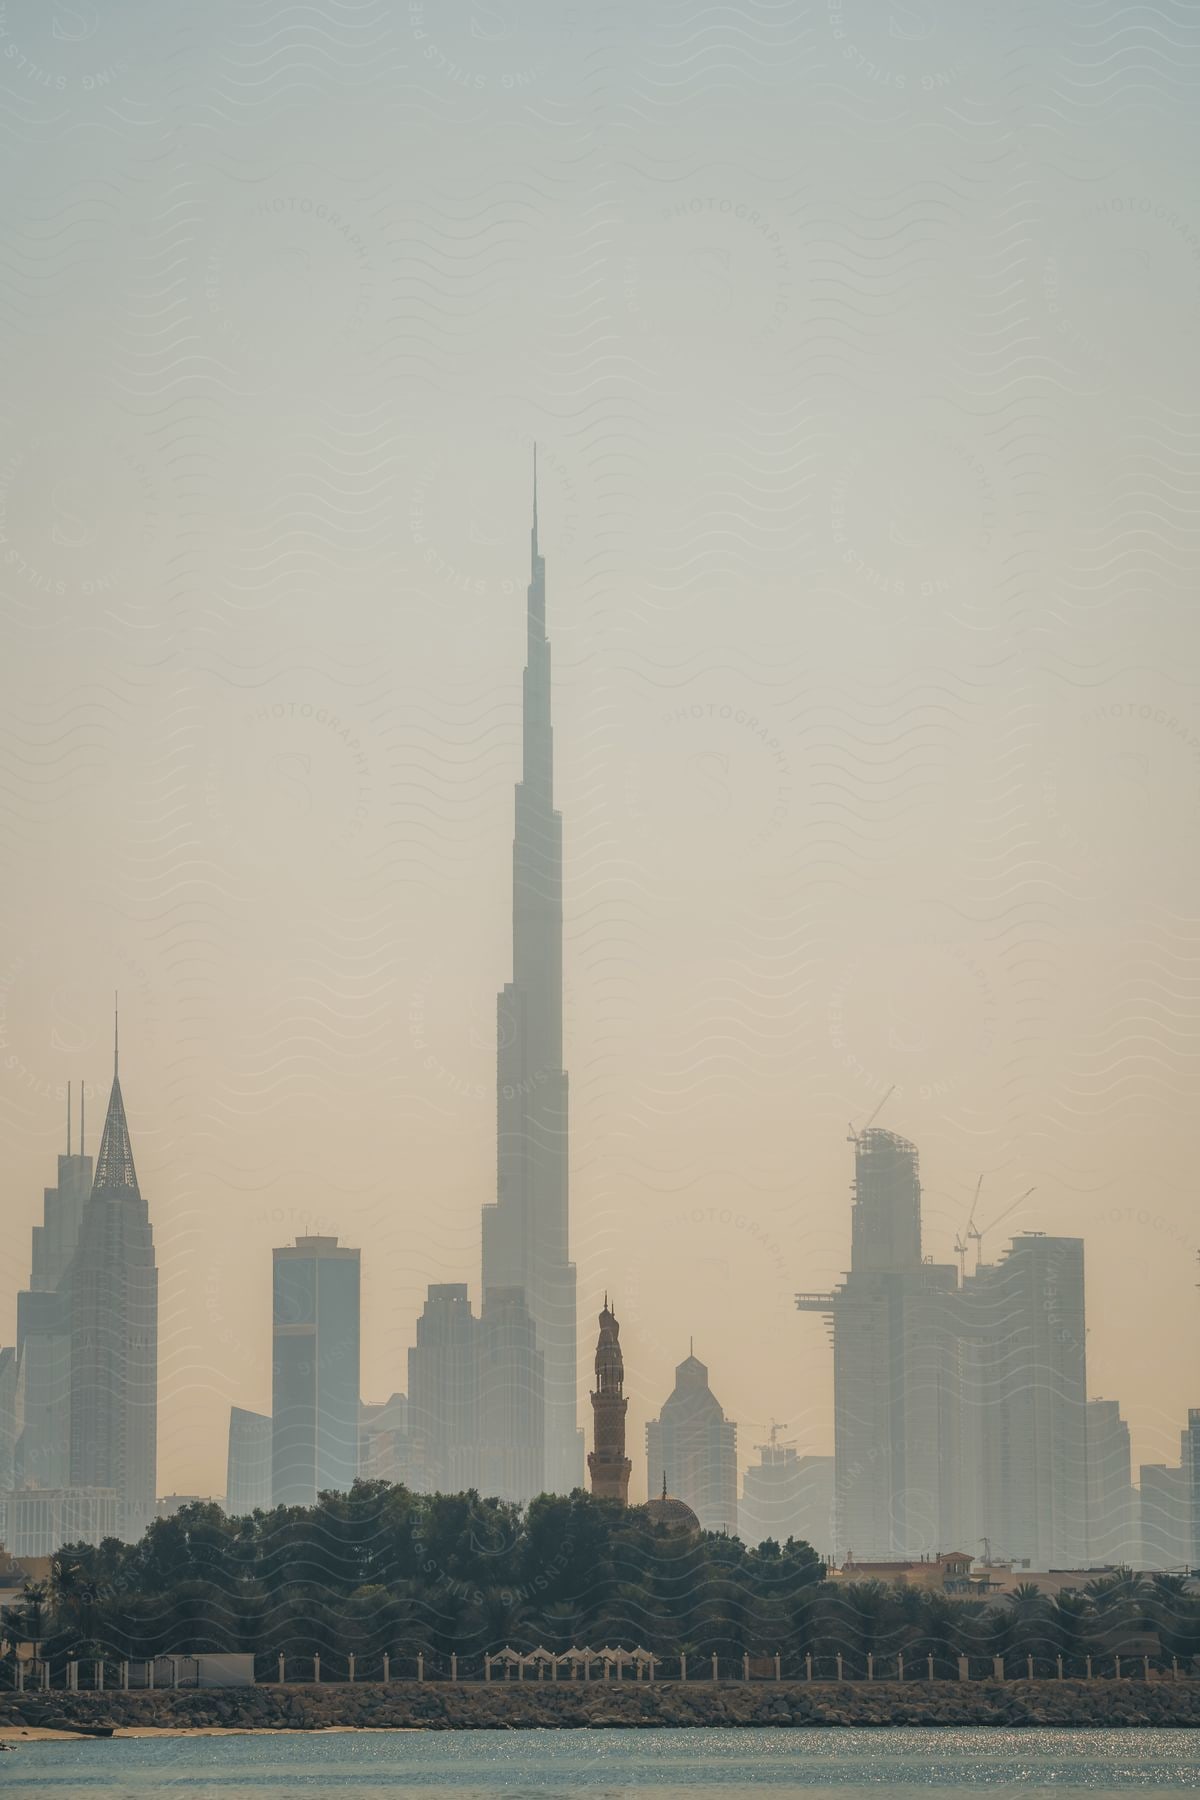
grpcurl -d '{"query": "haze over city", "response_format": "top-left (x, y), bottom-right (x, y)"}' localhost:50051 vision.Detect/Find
top-left (2, 0), bottom-right (1199, 1523)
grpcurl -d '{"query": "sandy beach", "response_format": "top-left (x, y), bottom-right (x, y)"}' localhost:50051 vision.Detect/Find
top-left (1, 1723), bottom-right (426, 1741)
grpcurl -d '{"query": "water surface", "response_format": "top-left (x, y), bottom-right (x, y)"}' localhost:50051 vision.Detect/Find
top-left (3, 1726), bottom-right (1198, 1797)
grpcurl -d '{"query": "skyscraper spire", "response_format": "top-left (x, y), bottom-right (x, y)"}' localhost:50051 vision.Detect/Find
top-left (92, 1007), bottom-right (139, 1196)
top-left (532, 441), bottom-right (539, 560)
top-left (69, 1003), bottom-right (157, 1543)
top-left (66, 1081), bottom-right (72, 1156)
top-left (481, 457), bottom-right (580, 1496)
top-left (114, 990), bottom-right (119, 1078)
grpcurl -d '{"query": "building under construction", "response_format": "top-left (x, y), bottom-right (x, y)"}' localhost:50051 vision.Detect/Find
top-left (798, 1123), bottom-right (1088, 1568)
top-left (797, 1127), bottom-right (962, 1561)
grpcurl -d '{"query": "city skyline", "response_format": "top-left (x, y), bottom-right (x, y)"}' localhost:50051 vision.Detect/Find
top-left (3, 1011), bottom-right (1187, 1513)
top-left (3, 461), bottom-right (1200, 1509)
top-left (0, 993), bottom-right (1196, 1572)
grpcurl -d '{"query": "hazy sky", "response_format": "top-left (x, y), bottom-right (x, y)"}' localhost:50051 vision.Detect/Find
top-left (2, 0), bottom-right (1199, 1502)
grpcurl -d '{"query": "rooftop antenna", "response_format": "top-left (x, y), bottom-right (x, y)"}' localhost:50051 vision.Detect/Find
top-left (80, 1081), bottom-right (86, 1156)
top-left (66, 1081), bottom-right (72, 1156)
top-left (847, 1084), bottom-right (895, 1146)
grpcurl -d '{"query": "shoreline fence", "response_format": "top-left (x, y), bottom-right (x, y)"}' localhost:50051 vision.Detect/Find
top-left (2, 1646), bottom-right (1193, 1691)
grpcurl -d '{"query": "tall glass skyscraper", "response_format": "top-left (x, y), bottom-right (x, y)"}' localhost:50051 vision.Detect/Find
top-left (271, 1236), bottom-right (360, 1507)
top-left (226, 1405), bottom-right (272, 1515)
top-left (407, 1282), bottom-right (480, 1495)
top-left (645, 1349), bottom-right (738, 1535)
top-left (14, 1086), bottom-right (93, 1491)
top-left (480, 462), bottom-right (582, 1495)
top-left (68, 1025), bottom-right (158, 1543)
top-left (965, 1233), bottom-right (1089, 1570)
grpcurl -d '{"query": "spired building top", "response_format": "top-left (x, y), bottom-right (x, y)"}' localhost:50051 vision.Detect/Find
top-left (588, 1296), bottom-right (632, 1505)
top-left (68, 1000), bottom-right (158, 1543)
top-left (480, 449), bottom-right (582, 1496)
top-left (92, 1009), bottom-right (139, 1194)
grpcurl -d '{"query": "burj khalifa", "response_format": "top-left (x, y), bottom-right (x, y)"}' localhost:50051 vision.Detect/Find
top-left (480, 456), bottom-right (583, 1494)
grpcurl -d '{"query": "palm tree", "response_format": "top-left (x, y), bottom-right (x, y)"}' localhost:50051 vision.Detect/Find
top-left (2, 1584), bottom-right (48, 1660)
top-left (1001, 1582), bottom-right (1051, 1668)
top-left (51, 1552), bottom-right (99, 1615)
top-left (535, 1600), bottom-right (586, 1655)
top-left (840, 1580), bottom-right (889, 1674)
top-left (1086, 1570), bottom-right (1147, 1656)
top-left (474, 1585), bottom-right (531, 1655)
top-left (1047, 1591), bottom-right (1095, 1672)
top-left (1148, 1574), bottom-right (1200, 1670)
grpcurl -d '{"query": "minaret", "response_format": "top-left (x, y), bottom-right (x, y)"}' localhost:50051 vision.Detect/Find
top-left (588, 1297), bottom-right (631, 1504)
top-left (68, 1002), bottom-right (158, 1541)
top-left (481, 450), bottom-right (581, 1496)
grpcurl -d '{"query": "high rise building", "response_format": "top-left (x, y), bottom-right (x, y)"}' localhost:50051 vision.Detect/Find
top-left (797, 1124), bottom-right (1093, 1569)
top-left (407, 1283), bottom-right (480, 1495)
top-left (480, 460), bottom-right (581, 1495)
top-left (1139, 1460), bottom-right (1191, 1570)
top-left (68, 1020), bottom-right (158, 1543)
top-left (0, 1348), bottom-right (18, 1493)
top-left (1086, 1399), bottom-right (1136, 1566)
top-left (225, 1406), bottom-right (272, 1515)
top-left (14, 1086), bottom-right (93, 1490)
top-left (587, 1298), bottom-right (631, 1504)
top-left (1185, 1408), bottom-right (1200, 1571)
top-left (478, 1287), bottom-right (545, 1504)
top-left (271, 1236), bottom-right (360, 1507)
top-left (797, 1129), bottom-right (963, 1560)
top-left (646, 1348), bottom-right (737, 1534)
top-left (964, 1234), bottom-right (1089, 1570)
top-left (359, 1393), bottom-right (417, 1487)
top-left (740, 1442), bottom-right (835, 1558)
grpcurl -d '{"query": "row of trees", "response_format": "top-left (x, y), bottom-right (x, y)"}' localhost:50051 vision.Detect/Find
top-left (2, 1482), bottom-right (1198, 1676)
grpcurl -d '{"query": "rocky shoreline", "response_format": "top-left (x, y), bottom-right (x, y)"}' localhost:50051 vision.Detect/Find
top-left (3, 1679), bottom-right (1200, 1733)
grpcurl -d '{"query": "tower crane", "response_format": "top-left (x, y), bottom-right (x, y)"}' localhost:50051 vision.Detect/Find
top-left (955, 1174), bottom-right (984, 1281)
top-left (968, 1187), bottom-right (1036, 1273)
top-left (752, 1419), bottom-right (797, 1457)
top-left (846, 1085), bottom-right (895, 1146)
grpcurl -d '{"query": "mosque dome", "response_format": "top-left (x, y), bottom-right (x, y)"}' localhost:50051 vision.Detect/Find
top-left (639, 1475), bottom-right (701, 1534)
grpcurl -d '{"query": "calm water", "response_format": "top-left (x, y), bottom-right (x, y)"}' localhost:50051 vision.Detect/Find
top-left (2, 1729), bottom-right (1198, 1797)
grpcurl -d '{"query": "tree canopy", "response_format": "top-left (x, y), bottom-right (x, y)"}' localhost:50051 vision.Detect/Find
top-left (1, 1481), bottom-right (1196, 1679)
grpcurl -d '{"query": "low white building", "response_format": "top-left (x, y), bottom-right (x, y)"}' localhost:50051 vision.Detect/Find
top-left (8, 1486), bottom-right (119, 1558)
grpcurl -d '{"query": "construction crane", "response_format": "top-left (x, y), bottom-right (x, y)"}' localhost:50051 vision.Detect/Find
top-left (955, 1174), bottom-right (984, 1281)
top-left (751, 1419), bottom-right (797, 1458)
top-left (968, 1187), bottom-right (1036, 1273)
top-left (846, 1085), bottom-right (895, 1146)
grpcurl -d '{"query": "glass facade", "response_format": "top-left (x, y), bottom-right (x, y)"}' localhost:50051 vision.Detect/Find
top-left (271, 1237), bottom-right (360, 1507)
